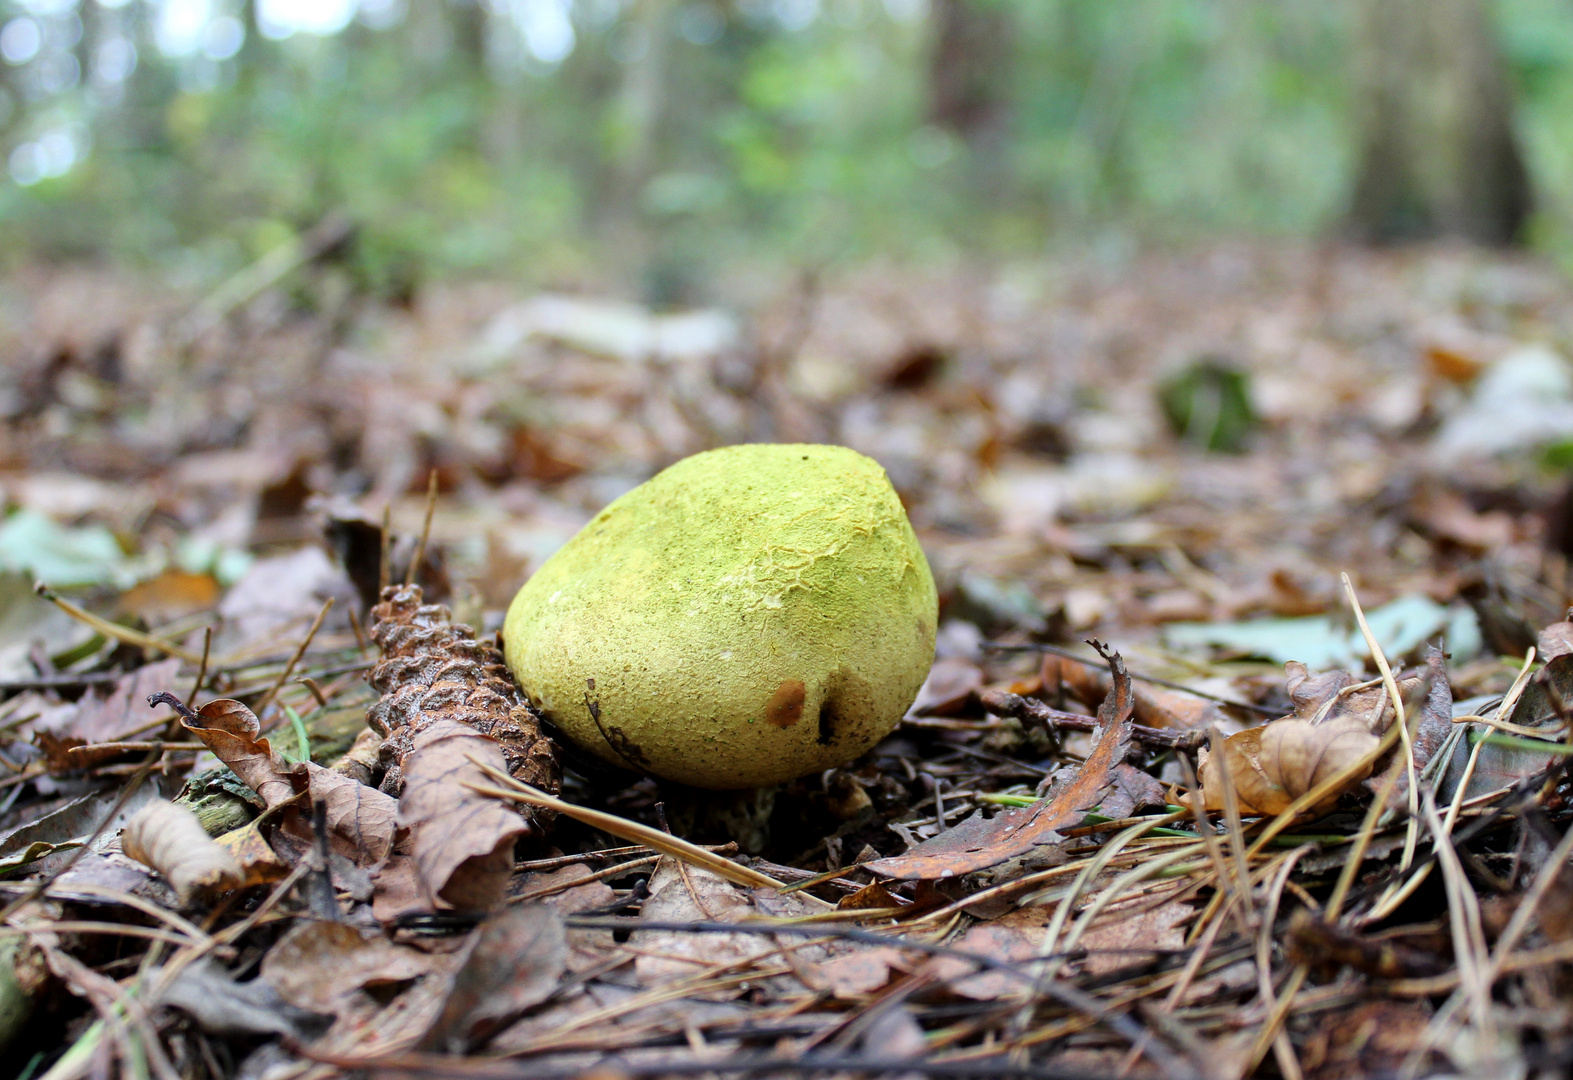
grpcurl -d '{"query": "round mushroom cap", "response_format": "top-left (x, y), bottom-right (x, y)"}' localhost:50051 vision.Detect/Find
top-left (502, 443), bottom-right (938, 789)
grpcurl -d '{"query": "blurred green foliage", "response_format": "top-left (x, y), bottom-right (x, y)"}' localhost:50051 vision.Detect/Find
top-left (0, 0), bottom-right (1570, 300)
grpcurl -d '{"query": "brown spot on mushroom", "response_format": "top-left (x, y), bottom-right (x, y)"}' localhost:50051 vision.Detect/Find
top-left (765, 679), bottom-right (806, 728)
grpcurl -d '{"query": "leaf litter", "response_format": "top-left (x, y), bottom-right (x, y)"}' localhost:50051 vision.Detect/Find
top-left (8, 245), bottom-right (1573, 1078)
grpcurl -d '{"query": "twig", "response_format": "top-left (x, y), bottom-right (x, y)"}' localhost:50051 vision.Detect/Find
top-left (186, 627), bottom-right (212, 710)
top-left (0, 672), bottom-right (120, 693)
top-left (379, 503), bottom-right (392, 593)
top-left (978, 690), bottom-right (1206, 750)
top-left (466, 763), bottom-right (799, 894)
top-left (34, 585), bottom-right (204, 663)
top-left (255, 597), bottom-right (334, 719)
top-left (981, 641), bottom-right (1277, 714)
top-left (406, 469), bottom-right (438, 588)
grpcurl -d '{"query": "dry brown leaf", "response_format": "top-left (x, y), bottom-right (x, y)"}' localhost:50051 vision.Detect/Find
top-left (52, 659), bottom-right (184, 744)
top-left (1538, 620), bottom-right (1573, 663)
top-left (836, 880), bottom-right (904, 911)
top-left (1101, 762), bottom-right (1170, 820)
top-left (1182, 715), bottom-right (1378, 817)
top-left (299, 763), bottom-right (398, 865)
top-left (867, 642), bottom-right (1135, 880)
top-left (393, 718), bottom-right (528, 911)
top-left (120, 799), bottom-right (243, 903)
top-left (1375, 646), bottom-right (1454, 803)
top-left (632, 858), bottom-right (765, 991)
top-left (418, 905), bottom-right (567, 1052)
top-left (1285, 659), bottom-right (1425, 735)
top-left (940, 906), bottom-right (1050, 1000)
top-left (262, 920), bottom-right (439, 1017)
top-left (169, 696), bottom-right (296, 809)
top-left (809, 946), bottom-right (906, 999)
top-left (909, 657), bottom-right (984, 716)
top-left (1077, 898), bottom-right (1191, 976)
top-left (158, 693), bottom-right (399, 869)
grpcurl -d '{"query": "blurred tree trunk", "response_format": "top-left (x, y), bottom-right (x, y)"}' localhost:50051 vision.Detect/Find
top-left (1348, 0), bottom-right (1531, 245)
top-left (927, 0), bottom-right (1012, 142)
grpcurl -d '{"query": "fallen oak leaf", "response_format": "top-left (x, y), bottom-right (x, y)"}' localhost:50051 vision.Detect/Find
top-left (121, 799), bottom-right (243, 904)
top-left (418, 904), bottom-right (567, 1052)
top-left (867, 640), bottom-right (1136, 880)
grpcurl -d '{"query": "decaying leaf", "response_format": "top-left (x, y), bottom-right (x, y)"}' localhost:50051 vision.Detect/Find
top-left (262, 919), bottom-right (445, 1018)
top-left (159, 958), bottom-right (326, 1040)
top-left (367, 584), bottom-right (559, 839)
top-left (632, 858), bottom-right (771, 991)
top-left (1076, 896), bottom-right (1191, 976)
top-left (120, 799), bottom-right (243, 903)
top-left (868, 642), bottom-right (1135, 880)
top-left (390, 718), bottom-right (528, 911)
top-left (1538, 620), bottom-right (1573, 662)
top-left (212, 818), bottom-right (289, 888)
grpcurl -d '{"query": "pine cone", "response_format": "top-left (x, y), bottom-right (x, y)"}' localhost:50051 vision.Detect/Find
top-left (366, 584), bottom-right (559, 833)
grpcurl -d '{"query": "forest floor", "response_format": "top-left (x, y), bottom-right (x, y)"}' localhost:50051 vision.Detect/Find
top-left (3, 239), bottom-right (1573, 1080)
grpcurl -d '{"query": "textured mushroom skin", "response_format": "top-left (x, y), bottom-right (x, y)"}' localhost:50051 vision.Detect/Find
top-left (502, 443), bottom-right (938, 789)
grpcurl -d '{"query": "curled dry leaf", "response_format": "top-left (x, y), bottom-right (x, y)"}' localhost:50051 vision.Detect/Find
top-left (868, 641), bottom-right (1135, 880)
top-left (121, 799), bottom-right (243, 903)
top-left (391, 718), bottom-right (527, 911)
top-left (1182, 715), bottom-right (1378, 817)
top-left (1286, 655), bottom-right (1431, 734)
top-left (1185, 649), bottom-right (1451, 817)
top-left (154, 692), bottom-right (398, 869)
top-left (158, 694), bottom-right (296, 809)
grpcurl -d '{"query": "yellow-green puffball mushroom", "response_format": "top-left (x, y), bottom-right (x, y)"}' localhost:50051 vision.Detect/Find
top-left (502, 443), bottom-right (938, 789)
